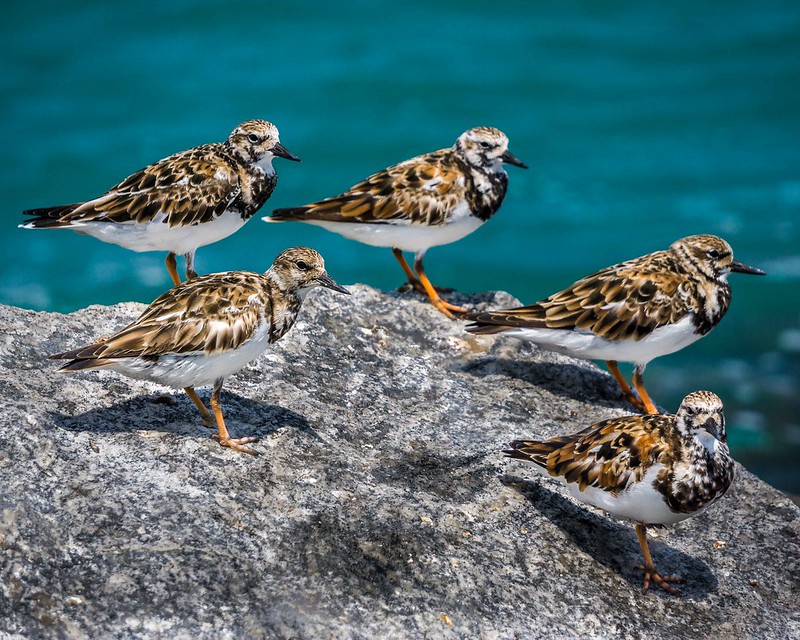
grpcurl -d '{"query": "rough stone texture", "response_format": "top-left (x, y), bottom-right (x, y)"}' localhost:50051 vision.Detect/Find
top-left (0, 286), bottom-right (798, 640)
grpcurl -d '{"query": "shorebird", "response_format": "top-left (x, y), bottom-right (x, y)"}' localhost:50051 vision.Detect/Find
top-left (267, 126), bottom-right (526, 318)
top-left (50, 247), bottom-right (348, 455)
top-left (22, 119), bottom-right (300, 286)
top-left (506, 390), bottom-right (735, 594)
top-left (465, 235), bottom-right (764, 413)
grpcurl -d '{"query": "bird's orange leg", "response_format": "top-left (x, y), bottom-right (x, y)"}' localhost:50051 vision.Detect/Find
top-left (184, 250), bottom-right (199, 280)
top-left (632, 366), bottom-right (659, 414)
top-left (392, 248), bottom-right (453, 294)
top-left (392, 248), bottom-right (424, 291)
top-left (209, 379), bottom-right (258, 455)
top-left (165, 252), bottom-right (182, 287)
top-left (605, 361), bottom-right (646, 412)
top-left (183, 387), bottom-right (214, 426)
top-left (634, 523), bottom-right (684, 595)
top-left (413, 254), bottom-right (467, 319)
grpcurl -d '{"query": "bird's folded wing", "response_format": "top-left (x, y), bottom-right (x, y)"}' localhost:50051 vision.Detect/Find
top-left (467, 264), bottom-right (692, 342)
top-left (272, 150), bottom-right (465, 226)
top-left (509, 415), bottom-right (673, 493)
top-left (27, 147), bottom-right (240, 228)
top-left (51, 275), bottom-right (266, 361)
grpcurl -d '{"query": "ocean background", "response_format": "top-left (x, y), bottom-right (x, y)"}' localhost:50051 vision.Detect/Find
top-left (2, 1), bottom-right (798, 493)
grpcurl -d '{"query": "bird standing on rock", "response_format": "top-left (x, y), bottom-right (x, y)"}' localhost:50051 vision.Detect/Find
top-left (50, 247), bottom-right (348, 455)
top-left (465, 234), bottom-right (765, 413)
top-left (506, 390), bottom-right (735, 595)
top-left (267, 126), bottom-right (527, 318)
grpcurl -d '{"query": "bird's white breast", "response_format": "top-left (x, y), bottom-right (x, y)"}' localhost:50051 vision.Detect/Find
top-left (105, 317), bottom-right (272, 388)
top-left (499, 314), bottom-right (700, 365)
top-left (566, 465), bottom-right (691, 526)
top-left (285, 201), bottom-right (484, 254)
top-left (74, 209), bottom-right (249, 255)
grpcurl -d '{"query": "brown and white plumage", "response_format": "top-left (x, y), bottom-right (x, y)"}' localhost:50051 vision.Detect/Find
top-left (267, 126), bottom-right (527, 318)
top-left (466, 235), bottom-right (765, 413)
top-left (21, 120), bottom-right (300, 286)
top-left (506, 390), bottom-right (735, 594)
top-left (51, 247), bottom-right (348, 454)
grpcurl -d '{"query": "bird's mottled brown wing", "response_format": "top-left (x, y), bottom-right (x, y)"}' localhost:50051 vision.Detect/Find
top-left (25, 145), bottom-right (240, 228)
top-left (51, 272), bottom-right (268, 362)
top-left (272, 149), bottom-right (466, 226)
top-left (466, 252), bottom-right (693, 341)
top-left (506, 414), bottom-right (675, 494)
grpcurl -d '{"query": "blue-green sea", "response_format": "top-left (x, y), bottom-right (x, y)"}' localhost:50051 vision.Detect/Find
top-left (2, 1), bottom-right (799, 492)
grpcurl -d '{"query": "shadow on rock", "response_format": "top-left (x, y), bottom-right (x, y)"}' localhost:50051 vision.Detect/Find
top-left (283, 507), bottom-right (450, 611)
top-left (373, 440), bottom-right (495, 504)
top-left (459, 357), bottom-right (626, 410)
top-left (500, 474), bottom-right (718, 599)
top-left (51, 389), bottom-right (315, 442)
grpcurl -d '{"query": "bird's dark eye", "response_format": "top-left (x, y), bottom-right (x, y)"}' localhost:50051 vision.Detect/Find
top-left (247, 133), bottom-right (260, 143)
top-left (296, 260), bottom-right (310, 271)
top-left (480, 141), bottom-right (490, 148)
top-left (707, 249), bottom-right (721, 259)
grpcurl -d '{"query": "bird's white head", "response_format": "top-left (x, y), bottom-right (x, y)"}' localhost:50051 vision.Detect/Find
top-left (453, 126), bottom-right (527, 171)
top-left (268, 246), bottom-right (349, 298)
top-left (675, 390), bottom-right (727, 452)
top-left (227, 119), bottom-right (301, 169)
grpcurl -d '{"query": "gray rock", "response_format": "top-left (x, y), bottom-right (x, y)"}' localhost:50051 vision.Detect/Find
top-left (0, 286), bottom-right (797, 640)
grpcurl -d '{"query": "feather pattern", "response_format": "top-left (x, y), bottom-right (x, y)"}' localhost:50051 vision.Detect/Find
top-left (49, 247), bottom-right (347, 387)
top-left (507, 414), bottom-right (677, 495)
top-left (21, 119), bottom-right (298, 243)
top-left (465, 235), bottom-right (756, 343)
top-left (24, 146), bottom-right (246, 228)
top-left (53, 272), bottom-right (281, 363)
top-left (271, 126), bottom-right (522, 229)
top-left (505, 391), bottom-right (735, 522)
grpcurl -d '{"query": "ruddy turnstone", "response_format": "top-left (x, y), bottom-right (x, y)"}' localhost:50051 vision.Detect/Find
top-left (21, 119), bottom-right (300, 286)
top-left (267, 126), bottom-right (527, 318)
top-left (49, 247), bottom-right (348, 455)
top-left (506, 390), bottom-right (735, 595)
top-left (465, 234), bottom-right (764, 413)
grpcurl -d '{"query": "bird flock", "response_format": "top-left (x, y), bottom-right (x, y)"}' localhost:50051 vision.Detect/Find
top-left (21, 119), bottom-right (765, 595)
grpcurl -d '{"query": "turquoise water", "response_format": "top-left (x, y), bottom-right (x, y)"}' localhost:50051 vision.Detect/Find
top-left (3, 1), bottom-right (799, 492)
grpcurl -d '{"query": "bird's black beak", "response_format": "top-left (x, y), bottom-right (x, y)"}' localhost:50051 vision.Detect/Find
top-left (702, 417), bottom-right (721, 440)
top-left (730, 260), bottom-right (766, 276)
top-left (272, 143), bottom-right (301, 162)
top-left (317, 272), bottom-right (350, 294)
top-left (501, 150), bottom-right (528, 169)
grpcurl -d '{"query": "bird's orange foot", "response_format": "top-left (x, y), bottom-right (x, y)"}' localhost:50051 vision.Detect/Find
top-left (397, 279), bottom-right (454, 295)
top-left (212, 434), bottom-right (259, 455)
top-left (636, 565), bottom-right (685, 595)
top-left (431, 298), bottom-right (469, 320)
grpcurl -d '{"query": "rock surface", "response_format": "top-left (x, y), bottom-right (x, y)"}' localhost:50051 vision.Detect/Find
top-left (0, 286), bottom-right (798, 639)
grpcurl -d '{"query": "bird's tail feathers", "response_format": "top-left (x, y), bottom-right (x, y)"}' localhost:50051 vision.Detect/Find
top-left (20, 204), bottom-right (85, 229)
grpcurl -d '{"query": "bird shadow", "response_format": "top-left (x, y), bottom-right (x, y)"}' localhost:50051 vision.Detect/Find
top-left (459, 356), bottom-right (629, 411)
top-left (500, 474), bottom-right (717, 599)
top-left (51, 389), bottom-right (317, 443)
